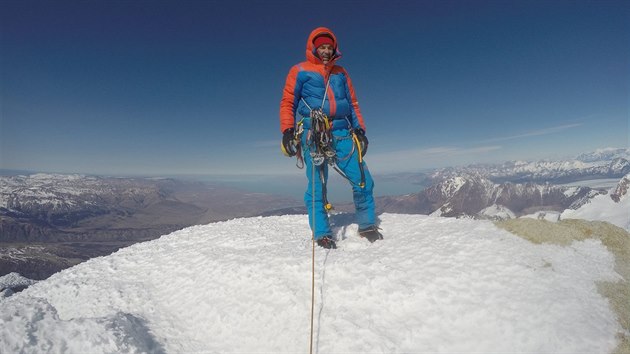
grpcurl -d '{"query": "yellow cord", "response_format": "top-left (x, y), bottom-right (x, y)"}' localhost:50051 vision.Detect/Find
top-left (352, 133), bottom-right (363, 163)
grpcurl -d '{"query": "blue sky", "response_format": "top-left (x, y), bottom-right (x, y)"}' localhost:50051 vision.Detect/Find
top-left (1, 0), bottom-right (628, 176)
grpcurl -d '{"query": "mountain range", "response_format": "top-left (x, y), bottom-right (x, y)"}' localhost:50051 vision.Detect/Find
top-left (371, 148), bottom-right (630, 221)
top-left (2, 148), bottom-right (629, 279)
top-left (376, 173), bottom-right (609, 219)
top-left (429, 147), bottom-right (630, 184)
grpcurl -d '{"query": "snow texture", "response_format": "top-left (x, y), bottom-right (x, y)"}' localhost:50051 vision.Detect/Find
top-left (0, 214), bottom-right (624, 353)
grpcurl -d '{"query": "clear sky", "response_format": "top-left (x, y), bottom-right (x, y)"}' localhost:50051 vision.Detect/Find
top-left (1, 0), bottom-right (628, 176)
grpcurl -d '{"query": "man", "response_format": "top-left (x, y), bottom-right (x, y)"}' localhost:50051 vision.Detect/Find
top-left (280, 27), bottom-right (383, 249)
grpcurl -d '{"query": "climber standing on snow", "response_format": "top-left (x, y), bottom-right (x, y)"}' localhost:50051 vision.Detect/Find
top-left (279, 27), bottom-right (383, 249)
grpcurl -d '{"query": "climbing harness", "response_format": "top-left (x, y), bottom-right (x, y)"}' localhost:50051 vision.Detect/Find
top-left (288, 76), bottom-right (366, 212)
top-left (299, 77), bottom-right (334, 168)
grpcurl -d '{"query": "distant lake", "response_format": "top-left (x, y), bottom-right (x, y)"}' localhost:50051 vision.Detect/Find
top-left (187, 173), bottom-right (428, 203)
top-left (559, 178), bottom-right (620, 189)
top-left (1, 170), bottom-right (429, 203)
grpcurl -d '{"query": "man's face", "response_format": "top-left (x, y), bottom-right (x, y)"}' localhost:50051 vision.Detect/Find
top-left (316, 44), bottom-right (334, 64)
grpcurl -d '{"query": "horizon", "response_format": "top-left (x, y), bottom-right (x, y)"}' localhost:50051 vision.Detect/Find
top-left (1, 0), bottom-right (629, 175)
top-left (2, 145), bottom-right (627, 203)
top-left (1, 145), bottom-right (627, 177)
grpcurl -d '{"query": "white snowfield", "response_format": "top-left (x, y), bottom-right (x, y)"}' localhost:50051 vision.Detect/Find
top-left (0, 214), bottom-right (625, 353)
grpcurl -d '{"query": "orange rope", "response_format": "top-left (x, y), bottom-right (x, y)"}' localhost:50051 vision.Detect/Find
top-left (309, 157), bottom-right (316, 354)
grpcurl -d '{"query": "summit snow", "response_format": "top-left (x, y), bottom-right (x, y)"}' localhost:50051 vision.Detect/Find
top-left (0, 214), bottom-right (626, 353)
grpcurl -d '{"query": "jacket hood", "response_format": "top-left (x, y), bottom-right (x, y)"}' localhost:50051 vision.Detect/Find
top-left (306, 27), bottom-right (341, 65)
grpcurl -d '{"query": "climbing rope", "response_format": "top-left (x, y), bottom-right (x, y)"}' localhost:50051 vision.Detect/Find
top-left (309, 155), bottom-right (316, 354)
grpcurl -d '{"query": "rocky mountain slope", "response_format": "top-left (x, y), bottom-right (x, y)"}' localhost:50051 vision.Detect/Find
top-left (610, 173), bottom-right (630, 203)
top-left (377, 173), bottom-right (605, 219)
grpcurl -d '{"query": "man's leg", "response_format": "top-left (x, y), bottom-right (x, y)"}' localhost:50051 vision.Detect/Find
top-left (333, 130), bottom-right (376, 229)
top-left (303, 148), bottom-right (332, 239)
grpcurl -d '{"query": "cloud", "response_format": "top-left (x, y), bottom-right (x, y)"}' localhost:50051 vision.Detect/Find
top-left (365, 122), bottom-right (586, 172)
top-left (480, 123), bottom-right (583, 143)
top-left (374, 145), bottom-right (501, 159)
top-left (368, 145), bottom-right (503, 170)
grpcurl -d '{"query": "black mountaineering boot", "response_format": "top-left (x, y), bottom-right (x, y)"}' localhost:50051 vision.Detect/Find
top-left (316, 236), bottom-right (337, 249)
top-left (359, 226), bottom-right (384, 243)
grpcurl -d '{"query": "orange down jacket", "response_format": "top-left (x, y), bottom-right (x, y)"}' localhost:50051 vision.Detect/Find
top-left (279, 27), bottom-right (366, 133)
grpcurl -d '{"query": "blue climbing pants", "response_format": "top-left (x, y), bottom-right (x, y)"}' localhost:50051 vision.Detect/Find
top-left (302, 128), bottom-right (376, 239)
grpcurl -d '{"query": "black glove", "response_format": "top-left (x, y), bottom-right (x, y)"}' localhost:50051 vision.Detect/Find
top-left (354, 128), bottom-right (368, 157)
top-left (281, 128), bottom-right (298, 157)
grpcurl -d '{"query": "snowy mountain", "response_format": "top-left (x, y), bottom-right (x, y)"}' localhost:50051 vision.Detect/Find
top-left (576, 147), bottom-right (630, 163)
top-left (611, 173), bottom-right (630, 203)
top-left (431, 147), bottom-right (630, 184)
top-left (1, 214), bottom-right (627, 353)
top-left (377, 173), bottom-right (603, 219)
top-left (561, 173), bottom-right (630, 230)
top-left (0, 272), bottom-right (38, 299)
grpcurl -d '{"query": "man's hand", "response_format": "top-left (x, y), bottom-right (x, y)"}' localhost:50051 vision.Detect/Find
top-left (281, 128), bottom-right (298, 157)
top-left (354, 128), bottom-right (368, 157)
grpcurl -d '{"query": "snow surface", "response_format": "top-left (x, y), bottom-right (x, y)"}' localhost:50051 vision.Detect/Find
top-left (0, 214), bottom-right (624, 353)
